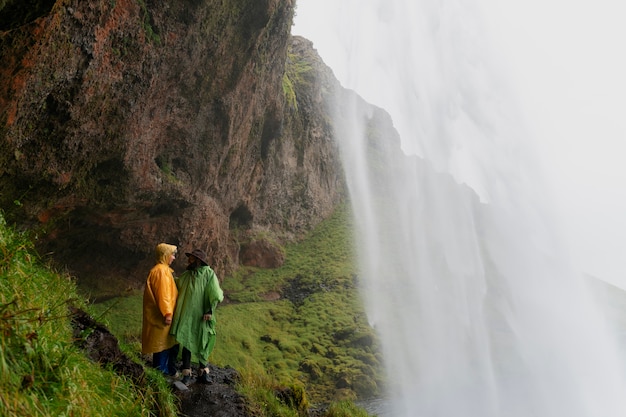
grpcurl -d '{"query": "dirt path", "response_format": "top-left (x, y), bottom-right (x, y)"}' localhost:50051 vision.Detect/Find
top-left (173, 365), bottom-right (249, 417)
top-left (71, 307), bottom-right (251, 417)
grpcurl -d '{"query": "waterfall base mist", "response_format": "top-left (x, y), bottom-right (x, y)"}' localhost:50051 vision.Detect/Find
top-left (296, 0), bottom-right (626, 415)
top-left (335, 92), bottom-right (626, 416)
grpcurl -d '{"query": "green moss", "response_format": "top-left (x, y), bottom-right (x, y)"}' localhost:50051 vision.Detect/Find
top-left (216, 204), bottom-right (384, 401)
top-left (323, 401), bottom-right (371, 417)
top-left (282, 51), bottom-right (313, 111)
top-left (155, 154), bottom-right (181, 184)
top-left (137, 0), bottom-right (160, 44)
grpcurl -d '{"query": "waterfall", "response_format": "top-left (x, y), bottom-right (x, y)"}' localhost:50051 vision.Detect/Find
top-left (295, 0), bottom-right (626, 416)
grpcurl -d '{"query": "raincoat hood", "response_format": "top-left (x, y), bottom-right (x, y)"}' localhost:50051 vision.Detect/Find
top-left (156, 243), bottom-right (177, 264)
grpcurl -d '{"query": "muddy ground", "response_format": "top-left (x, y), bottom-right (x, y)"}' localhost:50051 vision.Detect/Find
top-left (173, 364), bottom-right (249, 417)
top-left (70, 307), bottom-right (251, 417)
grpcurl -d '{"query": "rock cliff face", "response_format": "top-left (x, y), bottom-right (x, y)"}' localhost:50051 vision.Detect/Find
top-left (0, 0), bottom-right (345, 290)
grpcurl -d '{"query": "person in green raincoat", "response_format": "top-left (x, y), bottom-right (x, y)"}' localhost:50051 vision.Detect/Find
top-left (170, 248), bottom-right (224, 384)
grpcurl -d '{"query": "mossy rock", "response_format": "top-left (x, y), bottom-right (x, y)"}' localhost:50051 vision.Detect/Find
top-left (275, 383), bottom-right (309, 413)
top-left (299, 358), bottom-right (323, 379)
top-left (351, 374), bottom-right (379, 397)
top-left (310, 342), bottom-right (327, 355)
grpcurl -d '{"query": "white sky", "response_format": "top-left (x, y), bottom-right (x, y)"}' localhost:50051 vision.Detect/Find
top-left (292, 0), bottom-right (626, 290)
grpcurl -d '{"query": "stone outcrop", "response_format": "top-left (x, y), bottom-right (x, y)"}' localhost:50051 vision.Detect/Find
top-left (0, 0), bottom-right (346, 291)
top-left (239, 237), bottom-right (285, 268)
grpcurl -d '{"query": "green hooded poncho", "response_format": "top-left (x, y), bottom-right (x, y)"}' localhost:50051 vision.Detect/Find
top-left (170, 265), bottom-right (224, 362)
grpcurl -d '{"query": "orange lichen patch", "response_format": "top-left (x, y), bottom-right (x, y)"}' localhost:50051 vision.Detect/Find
top-left (89, 0), bottom-right (142, 84)
top-left (55, 171), bottom-right (73, 186)
top-left (166, 32), bottom-right (178, 43)
top-left (5, 104), bottom-right (18, 126)
top-left (2, 69), bottom-right (31, 126)
top-left (261, 291), bottom-right (281, 301)
top-left (92, 0), bottom-right (139, 59)
top-left (0, 67), bottom-right (26, 124)
top-left (30, 16), bottom-right (49, 38)
top-left (37, 209), bottom-right (53, 223)
top-left (0, 18), bottom-right (51, 126)
top-left (37, 194), bottom-right (88, 223)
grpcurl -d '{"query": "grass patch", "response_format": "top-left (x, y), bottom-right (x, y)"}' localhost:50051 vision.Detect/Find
top-left (89, 291), bottom-right (144, 352)
top-left (91, 204), bottom-right (384, 407)
top-left (324, 401), bottom-right (372, 417)
top-left (236, 370), bottom-right (307, 417)
top-left (223, 203), bottom-right (357, 302)
top-left (0, 213), bottom-right (177, 417)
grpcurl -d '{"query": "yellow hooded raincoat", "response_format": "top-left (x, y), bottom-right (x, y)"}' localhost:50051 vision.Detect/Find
top-left (141, 243), bottom-right (178, 354)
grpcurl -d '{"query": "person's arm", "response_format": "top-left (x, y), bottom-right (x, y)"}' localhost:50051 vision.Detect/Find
top-left (154, 266), bottom-right (176, 324)
top-left (202, 268), bottom-right (223, 320)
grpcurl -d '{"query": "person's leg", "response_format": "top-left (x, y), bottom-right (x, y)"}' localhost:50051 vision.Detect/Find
top-left (180, 347), bottom-right (193, 384)
top-left (198, 335), bottom-right (216, 383)
top-left (197, 359), bottom-right (210, 383)
top-left (181, 347), bottom-right (192, 370)
top-left (152, 350), bottom-right (168, 374)
top-left (167, 344), bottom-right (180, 376)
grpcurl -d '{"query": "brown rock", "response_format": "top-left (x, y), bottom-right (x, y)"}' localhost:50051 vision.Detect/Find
top-left (240, 238), bottom-right (285, 268)
top-left (0, 1), bottom-right (346, 293)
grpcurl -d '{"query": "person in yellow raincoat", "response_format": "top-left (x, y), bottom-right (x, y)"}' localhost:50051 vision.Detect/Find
top-left (170, 249), bottom-right (224, 384)
top-left (142, 243), bottom-right (179, 376)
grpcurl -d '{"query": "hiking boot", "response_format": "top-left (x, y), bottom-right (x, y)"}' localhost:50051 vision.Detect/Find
top-left (180, 368), bottom-right (192, 385)
top-left (198, 367), bottom-right (210, 384)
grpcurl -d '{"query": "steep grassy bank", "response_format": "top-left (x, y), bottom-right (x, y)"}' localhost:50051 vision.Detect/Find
top-left (0, 214), bottom-right (178, 417)
top-left (221, 204), bottom-right (383, 401)
top-left (91, 204), bottom-right (384, 406)
top-left (0, 206), bottom-right (376, 416)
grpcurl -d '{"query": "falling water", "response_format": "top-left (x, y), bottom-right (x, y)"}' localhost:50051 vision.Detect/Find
top-left (295, 0), bottom-right (626, 416)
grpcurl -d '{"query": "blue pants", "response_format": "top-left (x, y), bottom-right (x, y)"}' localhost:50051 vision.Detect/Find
top-left (153, 344), bottom-right (179, 375)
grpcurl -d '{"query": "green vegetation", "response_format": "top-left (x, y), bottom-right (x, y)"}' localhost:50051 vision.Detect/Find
top-left (155, 155), bottom-right (180, 184)
top-left (0, 203), bottom-right (380, 415)
top-left (91, 204), bottom-right (383, 411)
top-left (283, 72), bottom-right (297, 110)
top-left (237, 372), bottom-right (309, 417)
top-left (137, 0), bottom-right (161, 44)
top-left (325, 401), bottom-right (373, 417)
top-left (0, 213), bottom-right (176, 417)
top-left (216, 211), bottom-right (382, 400)
top-left (283, 52), bottom-right (313, 111)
